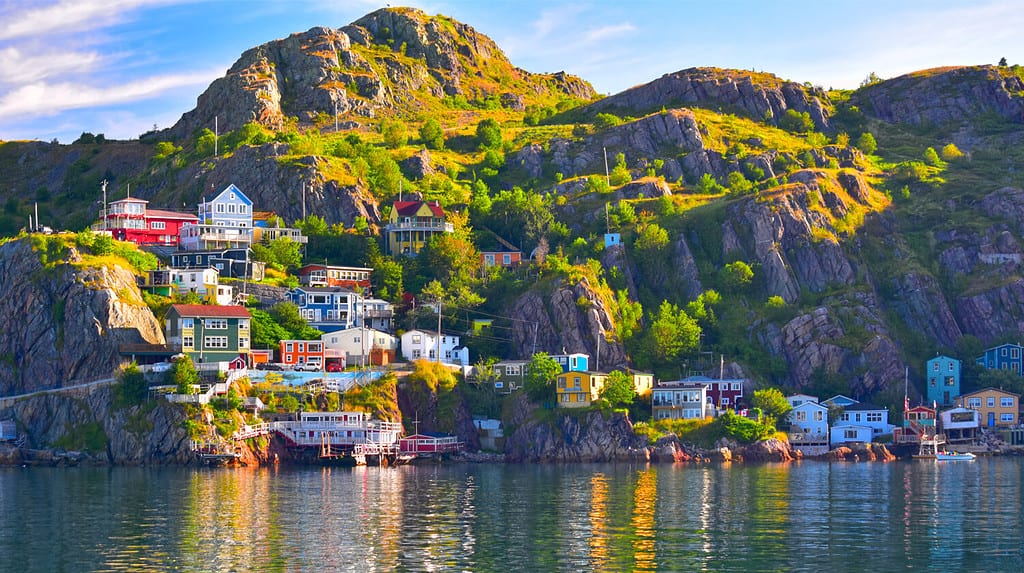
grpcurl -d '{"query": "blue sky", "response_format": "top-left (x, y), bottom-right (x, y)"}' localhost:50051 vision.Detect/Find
top-left (1, 0), bottom-right (1022, 144)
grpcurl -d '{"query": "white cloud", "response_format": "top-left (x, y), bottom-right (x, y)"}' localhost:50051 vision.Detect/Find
top-left (0, 69), bottom-right (220, 120)
top-left (0, 0), bottom-right (170, 40)
top-left (0, 46), bottom-right (100, 84)
top-left (583, 23), bottom-right (635, 43)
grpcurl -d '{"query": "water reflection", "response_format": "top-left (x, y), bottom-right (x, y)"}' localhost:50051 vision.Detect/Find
top-left (2, 459), bottom-right (1024, 572)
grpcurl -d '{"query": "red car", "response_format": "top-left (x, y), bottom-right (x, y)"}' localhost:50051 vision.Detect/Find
top-left (326, 362), bottom-right (343, 372)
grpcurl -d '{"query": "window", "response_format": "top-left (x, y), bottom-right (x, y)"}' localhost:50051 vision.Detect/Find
top-left (412, 335), bottom-right (421, 344)
top-left (561, 393), bottom-right (570, 402)
top-left (1001, 397), bottom-right (1014, 407)
top-left (216, 204), bottom-right (225, 213)
top-left (503, 253), bottom-right (511, 265)
top-left (932, 362), bottom-right (939, 371)
top-left (944, 376), bottom-right (955, 386)
top-left (1014, 348), bottom-right (1020, 358)
top-left (988, 397), bottom-right (996, 407)
top-left (968, 397), bottom-right (982, 408)
top-left (238, 319), bottom-right (249, 331)
top-left (731, 383), bottom-right (741, 391)
top-left (412, 350), bottom-right (421, 358)
top-left (239, 337), bottom-right (248, 349)
top-left (1001, 413), bottom-right (1015, 422)
top-left (1002, 347), bottom-right (1008, 356)
top-left (182, 336), bottom-right (194, 349)
top-left (507, 365), bottom-right (521, 376)
top-left (721, 398), bottom-right (730, 405)
top-left (929, 377), bottom-right (936, 387)
top-left (240, 205), bottom-right (247, 214)
top-left (866, 412), bottom-right (883, 422)
top-left (814, 411), bottom-right (824, 422)
top-left (204, 318), bottom-right (227, 330)
top-left (796, 411), bottom-right (807, 422)
top-left (948, 362), bottom-right (955, 372)
top-left (205, 336), bottom-right (228, 348)
top-left (573, 376), bottom-right (581, 388)
top-left (228, 204), bottom-right (236, 214)
top-left (182, 318), bottom-right (194, 329)
top-left (151, 221), bottom-right (165, 230)
top-left (285, 342), bottom-right (294, 352)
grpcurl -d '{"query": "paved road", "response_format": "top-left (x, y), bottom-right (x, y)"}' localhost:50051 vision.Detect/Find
top-left (0, 376), bottom-right (117, 406)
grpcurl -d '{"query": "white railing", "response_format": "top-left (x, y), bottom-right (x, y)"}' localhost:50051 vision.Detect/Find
top-left (232, 423), bottom-right (271, 441)
top-left (386, 221), bottom-right (454, 232)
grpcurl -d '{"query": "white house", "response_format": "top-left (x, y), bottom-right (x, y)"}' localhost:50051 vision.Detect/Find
top-left (940, 406), bottom-right (981, 443)
top-left (358, 297), bottom-right (395, 332)
top-left (830, 424), bottom-right (873, 447)
top-left (837, 402), bottom-right (894, 436)
top-left (175, 267), bottom-right (233, 305)
top-left (788, 401), bottom-right (830, 455)
top-left (400, 329), bottom-right (469, 365)
top-left (652, 380), bottom-right (712, 420)
top-left (322, 328), bottom-right (398, 367)
top-left (786, 393), bottom-right (820, 409)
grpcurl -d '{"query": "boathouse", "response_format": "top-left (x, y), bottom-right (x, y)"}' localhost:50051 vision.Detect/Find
top-left (398, 433), bottom-right (463, 454)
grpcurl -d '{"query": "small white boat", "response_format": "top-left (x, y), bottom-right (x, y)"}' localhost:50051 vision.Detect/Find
top-left (936, 451), bottom-right (976, 461)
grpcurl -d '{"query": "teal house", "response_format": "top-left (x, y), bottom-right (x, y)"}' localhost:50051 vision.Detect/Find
top-left (927, 355), bottom-right (961, 406)
top-left (164, 304), bottom-right (251, 364)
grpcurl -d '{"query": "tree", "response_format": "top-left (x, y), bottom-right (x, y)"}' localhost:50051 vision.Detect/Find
top-left (860, 72), bottom-right (883, 88)
top-left (380, 119), bottom-right (408, 148)
top-left (525, 352), bottom-right (561, 402)
top-left (639, 301), bottom-right (701, 366)
top-left (609, 153), bottom-right (631, 186)
top-left (855, 132), bottom-right (877, 155)
top-left (116, 364), bottom-right (148, 406)
top-left (696, 173), bottom-right (726, 194)
top-left (726, 171), bottom-right (754, 196)
top-left (601, 370), bottom-right (636, 406)
top-left (476, 118), bottom-right (502, 149)
top-left (940, 143), bottom-right (964, 161)
top-left (999, 57), bottom-right (1008, 67)
top-left (923, 146), bottom-right (942, 167)
top-left (778, 109), bottom-right (814, 133)
top-left (419, 118), bottom-right (444, 149)
top-left (721, 261), bottom-right (754, 290)
top-left (594, 113), bottom-right (622, 130)
top-left (173, 356), bottom-right (200, 395)
top-left (752, 387), bottom-right (792, 422)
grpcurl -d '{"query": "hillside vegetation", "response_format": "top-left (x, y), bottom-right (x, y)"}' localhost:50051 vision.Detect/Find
top-left (3, 8), bottom-right (1024, 417)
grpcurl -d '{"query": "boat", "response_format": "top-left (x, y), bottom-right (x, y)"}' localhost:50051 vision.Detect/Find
top-left (937, 452), bottom-right (974, 460)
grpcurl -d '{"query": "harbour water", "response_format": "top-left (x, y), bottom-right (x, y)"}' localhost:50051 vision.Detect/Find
top-left (1, 458), bottom-right (1022, 572)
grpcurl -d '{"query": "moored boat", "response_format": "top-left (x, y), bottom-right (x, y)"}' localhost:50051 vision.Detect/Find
top-left (936, 451), bottom-right (976, 461)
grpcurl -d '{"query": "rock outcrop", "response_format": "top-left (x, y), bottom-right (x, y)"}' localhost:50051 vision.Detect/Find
top-left (584, 67), bottom-right (830, 129)
top-left (509, 278), bottom-right (628, 371)
top-left (0, 238), bottom-right (164, 396)
top-left (855, 66), bottom-right (1024, 126)
top-left (503, 394), bottom-right (648, 462)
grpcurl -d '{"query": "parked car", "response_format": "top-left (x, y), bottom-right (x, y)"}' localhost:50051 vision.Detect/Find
top-left (151, 361), bottom-right (173, 373)
top-left (255, 362), bottom-right (285, 371)
top-left (294, 361), bottom-right (322, 372)
top-left (326, 362), bottom-right (343, 372)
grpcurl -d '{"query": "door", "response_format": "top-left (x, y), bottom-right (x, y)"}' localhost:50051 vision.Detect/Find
top-left (988, 412), bottom-right (995, 427)
top-left (943, 391), bottom-right (950, 405)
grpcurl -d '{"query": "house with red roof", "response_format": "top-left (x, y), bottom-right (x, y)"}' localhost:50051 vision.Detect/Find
top-left (385, 200), bottom-right (454, 256)
top-left (98, 196), bottom-right (197, 247)
top-left (164, 304), bottom-right (251, 363)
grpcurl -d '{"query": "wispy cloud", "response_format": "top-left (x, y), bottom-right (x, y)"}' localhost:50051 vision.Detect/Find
top-left (0, 69), bottom-right (219, 120)
top-left (0, 47), bottom-right (100, 84)
top-left (0, 0), bottom-right (172, 40)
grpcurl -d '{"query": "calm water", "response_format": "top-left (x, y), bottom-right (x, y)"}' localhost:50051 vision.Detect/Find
top-left (1, 458), bottom-right (1022, 572)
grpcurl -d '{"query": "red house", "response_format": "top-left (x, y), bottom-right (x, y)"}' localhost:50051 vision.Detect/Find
top-left (279, 339), bottom-right (325, 369)
top-left (101, 196), bottom-right (198, 247)
top-left (679, 375), bottom-right (745, 409)
top-left (398, 433), bottom-right (463, 454)
top-left (480, 251), bottom-right (522, 268)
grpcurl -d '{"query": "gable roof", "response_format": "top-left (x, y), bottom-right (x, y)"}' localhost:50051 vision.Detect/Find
top-left (792, 400), bottom-right (828, 411)
top-left (169, 304), bottom-right (251, 318)
top-left (843, 402), bottom-right (886, 412)
top-left (393, 200), bottom-right (444, 217)
top-left (146, 209), bottom-right (199, 221)
top-left (961, 386), bottom-right (1020, 398)
top-left (211, 183), bottom-right (252, 206)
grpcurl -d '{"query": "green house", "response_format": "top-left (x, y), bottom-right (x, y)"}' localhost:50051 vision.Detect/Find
top-left (165, 304), bottom-right (251, 363)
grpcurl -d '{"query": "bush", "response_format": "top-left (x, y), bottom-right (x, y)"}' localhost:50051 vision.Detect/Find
top-left (855, 132), bottom-right (877, 155)
top-left (940, 143), bottom-right (964, 160)
top-left (594, 113), bottom-right (622, 130)
top-left (778, 109), bottom-right (814, 133)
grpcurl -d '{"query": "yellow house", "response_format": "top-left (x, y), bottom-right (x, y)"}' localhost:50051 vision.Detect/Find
top-left (631, 372), bottom-right (654, 397)
top-left (556, 371), bottom-right (608, 408)
top-left (386, 200), bottom-right (454, 256)
top-left (961, 387), bottom-right (1019, 427)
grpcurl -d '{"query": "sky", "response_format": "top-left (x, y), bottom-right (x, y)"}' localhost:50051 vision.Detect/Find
top-left (1, 0), bottom-right (1022, 144)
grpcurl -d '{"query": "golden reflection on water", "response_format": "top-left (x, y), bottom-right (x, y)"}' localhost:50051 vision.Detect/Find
top-left (630, 467), bottom-right (657, 572)
top-left (586, 472), bottom-right (609, 569)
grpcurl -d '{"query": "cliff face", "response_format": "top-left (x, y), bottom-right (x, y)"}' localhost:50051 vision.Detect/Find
top-left (0, 385), bottom-right (192, 465)
top-left (508, 278), bottom-right (628, 371)
top-left (0, 238), bottom-right (164, 396)
top-left (503, 394), bottom-right (647, 462)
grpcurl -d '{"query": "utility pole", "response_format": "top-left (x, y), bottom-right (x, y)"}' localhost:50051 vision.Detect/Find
top-left (435, 298), bottom-right (442, 364)
top-left (214, 116), bottom-right (218, 157)
top-left (101, 179), bottom-right (108, 231)
top-left (603, 146), bottom-right (610, 187)
top-left (302, 181), bottom-right (307, 220)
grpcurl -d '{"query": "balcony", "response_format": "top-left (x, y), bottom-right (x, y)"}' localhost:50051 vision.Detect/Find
top-left (385, 221), bottom-right (454, 233)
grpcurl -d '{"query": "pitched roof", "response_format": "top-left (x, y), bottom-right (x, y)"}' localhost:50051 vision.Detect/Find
top-left (843, 402), bottom-right (885, 412)
top-left (393, 200), bottom-right (444, 217)
top-left (146, 209), bottom-right (199, 220)
top-left (169, 304), bottom-right (251, 318)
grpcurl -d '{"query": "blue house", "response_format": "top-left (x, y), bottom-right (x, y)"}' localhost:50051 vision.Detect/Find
top-left (550, 353), bottom-right (589, 373)
top-left (604, 233), bottom-right (621, 248)
top-left (927, 355), bottom-right (961, 406)
top-left (180, 184), bottom-right (255, 251)
top-left (976, 343), bottom-right (1024, 375)
top-left (287, 286), bottom-right (359, 334)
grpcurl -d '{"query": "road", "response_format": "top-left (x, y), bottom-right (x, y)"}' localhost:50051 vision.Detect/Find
top-left (0, 376), bottom-right (118, 407)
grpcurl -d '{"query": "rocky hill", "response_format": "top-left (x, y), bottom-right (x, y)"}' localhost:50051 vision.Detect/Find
top-left (1, 8), bottom-right (1024, 412)
top-left (0, 237), bottom-right (164, 396)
